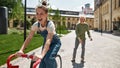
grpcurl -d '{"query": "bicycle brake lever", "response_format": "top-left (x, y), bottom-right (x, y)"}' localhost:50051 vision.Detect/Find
top-left (27, 52), bottom-right (35, 59)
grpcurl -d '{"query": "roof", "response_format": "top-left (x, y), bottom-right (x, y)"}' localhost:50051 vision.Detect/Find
top-left (26, 8), bottom-right (94, 18)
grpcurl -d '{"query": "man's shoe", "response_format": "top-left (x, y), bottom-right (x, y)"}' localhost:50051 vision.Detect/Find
top-left (81, 60), bottom-right (85, 63)
top-left (81, 58), bottom-right (85, 63)
top-left (71, 59), bottom-right (75, 62)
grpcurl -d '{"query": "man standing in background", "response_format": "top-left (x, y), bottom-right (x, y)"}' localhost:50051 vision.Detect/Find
top-left (71, 16), bottom-right (92, 63)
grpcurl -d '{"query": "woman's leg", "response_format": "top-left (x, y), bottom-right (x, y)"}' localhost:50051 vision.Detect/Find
top-left (39, 58), bottom-right (46, 68)
top-left (45, 42), bottom-right (61, 68)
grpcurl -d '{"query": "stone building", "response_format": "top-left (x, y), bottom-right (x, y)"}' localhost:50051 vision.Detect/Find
top-left (27, 8), bottom-right (80, 29)
top-left (26, 7), bottom-right (94, 30)
top-left (94, 0), bottom-right (120, 35)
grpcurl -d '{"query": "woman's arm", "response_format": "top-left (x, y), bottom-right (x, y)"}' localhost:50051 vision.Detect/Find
top-left (40, 33), bottom-right (54, 58)
top-left (33, 33), bottom-right (54, 61)
top-left (20, 23), bottom-right (38, 52)
top-left (20, 30), bottom-right (35, 51)
top-left (16, 30), bottom-right (35, 56)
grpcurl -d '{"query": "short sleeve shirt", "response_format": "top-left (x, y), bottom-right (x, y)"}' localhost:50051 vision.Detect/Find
top-left (31, 21), bottom-right (56, 34)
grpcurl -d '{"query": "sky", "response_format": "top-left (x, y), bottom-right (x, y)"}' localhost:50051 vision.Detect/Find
top-left (23, 0), bottom-right (94, 11)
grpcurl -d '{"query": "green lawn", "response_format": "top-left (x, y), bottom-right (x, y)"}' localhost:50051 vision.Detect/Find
top-left (0, 33), bottom-right (43, 66)
top-left (0, 28), bottom-right (70, 66)
top-left (57, 30), bottom-right (70, 34)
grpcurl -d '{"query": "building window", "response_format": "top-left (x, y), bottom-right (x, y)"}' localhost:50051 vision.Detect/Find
top-left (114, 0), bottom-right (116, 9)
top-left (68, 18), bottom-right (70, 20)
top-left (107, 4), bottom-right (109, 13)
top-left (77, 18), bottom-right (79, 21)
top-left (90, 19), bottom-right (92, 22)
top-left (75, 18), bottom-right (77, 21)
top-left (119, 0), bottom-right (120, 7)
top-left (105, 5), bottom-right (107, 13)
top-left (102, 7), bottom-right (104, 14)
top-left (28, 16), bottom-right (31, 18)
top-left (72, 18), bottom-right (74, 20)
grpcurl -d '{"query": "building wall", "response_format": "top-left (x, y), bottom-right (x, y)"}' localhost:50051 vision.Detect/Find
top-left (112, 0), bottom-right (120, 34)
top-left (94, 0), bottom-right (120, 34)
top-left (49, 15), bottom-right (79, 29)
top-left (112, 0), bottom-right (120, 21)
top-left (27, 13), bottom-right (94, 30)
top-left (94, 8), bottom-right (100, 30)
top-left (86, 18), bottom-right (94, 29)
top-left (102, 1), bottom-right (110, 32)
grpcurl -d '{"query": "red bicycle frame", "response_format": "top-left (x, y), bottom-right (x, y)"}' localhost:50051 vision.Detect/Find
top-left (7, 54), bottom-right (41, 68)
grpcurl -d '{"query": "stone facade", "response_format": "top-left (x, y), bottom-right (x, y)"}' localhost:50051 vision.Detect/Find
top-left (94, 0), bottom-right (120, 35)
top-left (26, 8), bottom-right (94, 30)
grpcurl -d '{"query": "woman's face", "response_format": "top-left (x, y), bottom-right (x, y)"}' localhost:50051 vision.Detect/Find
top-left (36, 8), bottom-right (48, 23)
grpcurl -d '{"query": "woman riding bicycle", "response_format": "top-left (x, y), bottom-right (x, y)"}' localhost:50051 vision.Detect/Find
top-left (16, 1), bottom-right (61, 68)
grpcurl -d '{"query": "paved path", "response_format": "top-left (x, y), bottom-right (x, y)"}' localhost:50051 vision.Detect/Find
top-left (1, 30), bottom-right (120, 68)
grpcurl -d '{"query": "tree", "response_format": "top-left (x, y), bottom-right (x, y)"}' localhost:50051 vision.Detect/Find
top-left (61, 16), bottom-right (66, 26)
top-left (52, 9), bottom-right (61, 27)
top-left (11, 0), bottom-right (24, 20)
top-left (61, 16), bottom-right (67, 30)
top-left (0, 0), bottom-right (24, 27)
top-left (48, 6), bottom-right (53, 19)
top-left (0, 0), bottom-right (16, 9)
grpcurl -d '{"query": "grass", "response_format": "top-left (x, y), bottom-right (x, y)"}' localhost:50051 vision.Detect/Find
top-left (0, 30), bottom-right (43, 66)
top-left (57, 30), bottom-right (70, 34)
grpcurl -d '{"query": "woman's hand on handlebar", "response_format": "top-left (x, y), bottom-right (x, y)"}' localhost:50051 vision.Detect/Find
top-left (33, 54), bottom-right (42, 61)
top-left (15, 50), bottom-right (24, 57)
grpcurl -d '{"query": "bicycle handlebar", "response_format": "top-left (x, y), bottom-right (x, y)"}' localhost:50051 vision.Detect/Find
top-left (20, 54), bottom-right (34, 59)
top-left (7, 53), bottom-right (41, 68)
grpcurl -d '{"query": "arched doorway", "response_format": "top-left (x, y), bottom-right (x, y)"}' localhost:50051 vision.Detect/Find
top-left (113, 17), bottom-right (120, 35)
top-left (118, 17), bottom-right (120, 31)
top-left (67, 22), bottom-right (70, 29)
top-left (113, 18), bottom-right (117, 30)
top-left (105, 20), bottom-right (107, 31)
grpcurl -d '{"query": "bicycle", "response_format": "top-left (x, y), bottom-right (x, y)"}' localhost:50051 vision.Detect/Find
top-left (7, 53), bottom-right (62, 68)
top-left (7, 53), bottom-right (40, 68)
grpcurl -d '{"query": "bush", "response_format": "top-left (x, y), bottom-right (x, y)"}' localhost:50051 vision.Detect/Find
top-left (13, 20), bottom-right (19, 27)
top-left (56, 25), bottom-right (70, 34)
top-left (8, 28), bottom-right (22, 34)
top-left (56, 25), bottom-right (67, 30)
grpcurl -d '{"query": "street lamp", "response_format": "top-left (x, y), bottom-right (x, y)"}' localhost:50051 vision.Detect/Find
top-left (110, 0), bottom-right (112, 33)
top-left (98, 0), bottom-right (102, 36)
top-left (24, 0), bottom-right (27, 41)
top-left (100, 0), bottom-right (102, 36)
